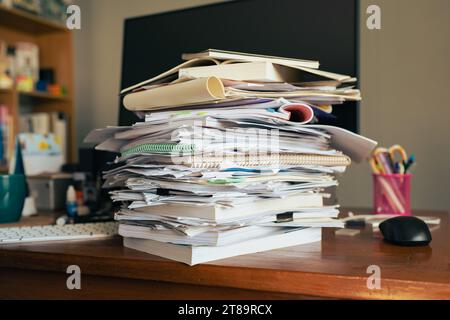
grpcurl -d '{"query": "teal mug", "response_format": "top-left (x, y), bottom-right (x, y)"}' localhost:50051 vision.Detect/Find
top-left (0, 174), bottom-right (27, 224)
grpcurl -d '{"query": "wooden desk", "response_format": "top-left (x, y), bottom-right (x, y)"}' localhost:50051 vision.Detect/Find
top-left (0, 209), bottom-right (449, 300)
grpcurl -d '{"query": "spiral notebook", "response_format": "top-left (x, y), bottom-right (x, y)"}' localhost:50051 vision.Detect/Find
top-left (184, 154), bottom-right (351, 169)
top-left (120, 152), bottom-right (352, 169)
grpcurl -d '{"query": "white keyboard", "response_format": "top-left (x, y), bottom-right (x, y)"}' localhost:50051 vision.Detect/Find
top-left (0, 222), bottom-right (118, 244)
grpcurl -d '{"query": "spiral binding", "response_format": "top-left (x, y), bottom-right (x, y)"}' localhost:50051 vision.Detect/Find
top-left (182, 154), bottom-right (352, 169)
top-left (122, 143), bottom-right (196, 156)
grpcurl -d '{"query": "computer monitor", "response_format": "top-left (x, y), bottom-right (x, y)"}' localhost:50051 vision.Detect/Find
top-left (119, 0), bottom-right (359, 132)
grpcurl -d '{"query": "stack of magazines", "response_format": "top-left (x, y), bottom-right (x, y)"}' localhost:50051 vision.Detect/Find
top-left (85, 49), bottom-right (377, 265)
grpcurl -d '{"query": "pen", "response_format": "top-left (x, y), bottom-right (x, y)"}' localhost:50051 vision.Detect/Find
top-left (374, 152), bottom-right (395, 174)
top-left (370, 147), bottom-right (407, 213)
top-left (404, 155), bottom-right (416, 173)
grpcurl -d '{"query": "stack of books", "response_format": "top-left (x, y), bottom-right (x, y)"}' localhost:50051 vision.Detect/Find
top-left (86, 49), bottom-right (377, 265)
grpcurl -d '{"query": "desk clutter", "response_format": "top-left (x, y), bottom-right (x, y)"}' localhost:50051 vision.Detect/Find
top-left (0, 40), bottom-right (68, 96)
top-left (370, 145), bottom-right (416, 216)
top-left (85, 49), bottom-right (377, 265)
top-left (0, 141), bottom-right (116, 224)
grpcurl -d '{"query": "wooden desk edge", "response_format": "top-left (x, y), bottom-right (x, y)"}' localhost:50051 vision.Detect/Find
top-left (1, 248), bottom-right (449, 300)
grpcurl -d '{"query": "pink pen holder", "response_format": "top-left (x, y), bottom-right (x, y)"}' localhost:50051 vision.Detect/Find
top-left (373, 174), bottom-right (412, 216)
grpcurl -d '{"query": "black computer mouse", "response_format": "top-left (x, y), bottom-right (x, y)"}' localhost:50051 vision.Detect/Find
top-left (379, 216), bottom-right (432, 247)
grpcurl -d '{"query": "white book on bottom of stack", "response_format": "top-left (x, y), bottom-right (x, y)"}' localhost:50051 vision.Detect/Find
top-left (123, 227), bottom-right (321, 266)
top-left (119, 224), bottom-right (299, 246)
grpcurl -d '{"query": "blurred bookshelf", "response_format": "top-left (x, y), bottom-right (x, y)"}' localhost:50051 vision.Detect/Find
top-left (0, 2), bottom-right (75, 167)
top-left (0, 3), bottom-right (67, 34)
top-left (19, 90), bottom-right (71, 102)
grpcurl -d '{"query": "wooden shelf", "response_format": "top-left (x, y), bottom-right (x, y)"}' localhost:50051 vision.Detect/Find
top-left (0, 87), bottom-right (13, 94)
top-left (18, 90), bottom-right (71, 102)
top-left (0, 5), bottom-right (75, 163)
top-left (1, 89), bottom-right (70, 102)
top-left (0, 4), bottom-right (67, 34)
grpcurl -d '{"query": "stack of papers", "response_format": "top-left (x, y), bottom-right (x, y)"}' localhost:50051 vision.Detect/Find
top-left (120, 49), bottom-right (360, 111)
top-left (86, 49), bottom-right (377, 265)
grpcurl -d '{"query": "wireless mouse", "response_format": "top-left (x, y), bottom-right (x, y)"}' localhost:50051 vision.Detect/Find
top-left (379, 216), bottom-right (432, 247)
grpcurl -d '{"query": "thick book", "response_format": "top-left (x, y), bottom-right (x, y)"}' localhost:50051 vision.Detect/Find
top-left (123, 227), bottom-right (322, 265)
top-left (179, 61), bottom-right (305, 83)
top-left (129, 194), bottom-right (324, 223)
top-left (119, 224), bottom-right (292, 246)
top-left (182, 49), bottom-right (320, 69)
top-left (180, 61), bottom-right (355, 84)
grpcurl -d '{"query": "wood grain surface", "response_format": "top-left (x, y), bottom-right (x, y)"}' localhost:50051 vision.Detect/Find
top-left (0, 209), bottom-right (449, 300)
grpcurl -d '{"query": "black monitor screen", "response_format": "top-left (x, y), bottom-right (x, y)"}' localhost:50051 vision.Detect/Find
top-left (119, 0), bottom-right (358, 132)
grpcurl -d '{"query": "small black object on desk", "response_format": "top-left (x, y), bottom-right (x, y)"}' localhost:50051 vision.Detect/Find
top-left (56, 213), bottom-right (114, 226)
top-left (379, 216), bottom-right (432, 247)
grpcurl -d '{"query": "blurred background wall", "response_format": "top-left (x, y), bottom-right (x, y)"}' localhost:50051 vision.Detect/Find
top-left (338, 0), bottom-right (450, 211)
top-left (73, 0), bottom-right (224, 147)
top-left (74, 0), bottom-right (450, 211)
